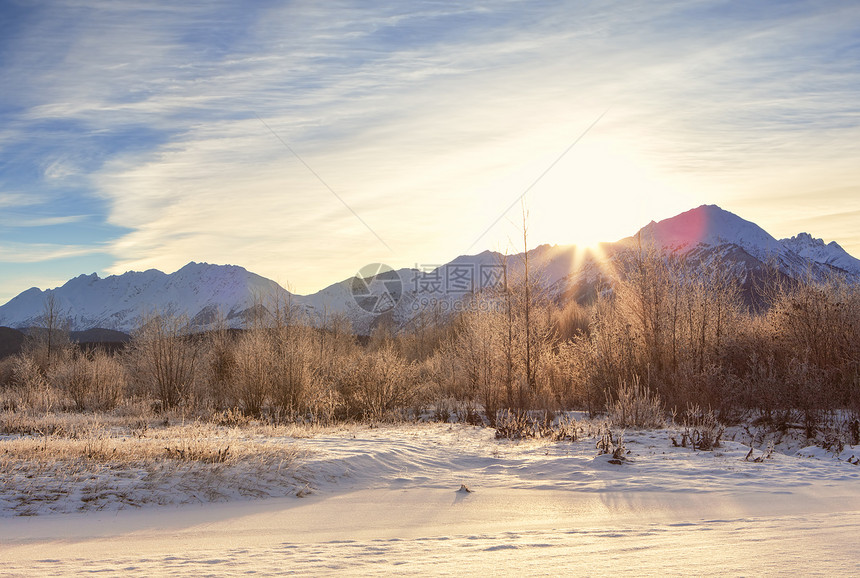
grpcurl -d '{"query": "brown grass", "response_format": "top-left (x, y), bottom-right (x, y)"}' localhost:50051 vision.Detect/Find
top-left (0, 415), bottom-right (308, 516)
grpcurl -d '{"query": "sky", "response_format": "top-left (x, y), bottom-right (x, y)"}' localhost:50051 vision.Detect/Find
top-left (1, 0), bottom-right (859, 303)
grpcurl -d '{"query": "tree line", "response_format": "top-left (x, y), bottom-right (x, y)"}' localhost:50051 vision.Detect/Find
top-left (2, 247), bottom-right (858, 433)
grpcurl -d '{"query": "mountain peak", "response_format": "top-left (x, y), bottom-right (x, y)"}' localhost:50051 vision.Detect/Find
top-left (0, 262), bottom-right (289, 332)
top-left (780, 232), bottom-right (860, 275)
top-left (786, 232), bottom-right (825, 247)
top-left (2, 204), bottom-right (858, 333)
top-left (634, 204), bottom-right (782, 258)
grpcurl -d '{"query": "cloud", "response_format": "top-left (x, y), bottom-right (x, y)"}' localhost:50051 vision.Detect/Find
top-left (0, 242), bottom-right (106, 263)
top-left (3, 1), bottom-right (860, 294)
top-left (0, 213), bottom-right (90, 227)
top-left (0, 193), bottom-right (42, 209)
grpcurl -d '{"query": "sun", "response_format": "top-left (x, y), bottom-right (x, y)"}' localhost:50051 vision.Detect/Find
top-left (524, 138), bottom-right (684, 252)
top-left (462, 131), bottom-right (686, 269)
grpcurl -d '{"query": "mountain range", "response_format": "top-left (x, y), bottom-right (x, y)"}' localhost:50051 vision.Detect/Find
top-left (1, 204), bottom-right (858, 335)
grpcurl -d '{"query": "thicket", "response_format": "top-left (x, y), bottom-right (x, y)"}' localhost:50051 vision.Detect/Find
top-left (1, 249), bottom-right (858, 435)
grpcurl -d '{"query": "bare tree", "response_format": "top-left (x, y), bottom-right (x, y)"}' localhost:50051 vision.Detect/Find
top-left (24, 293), bottom-right (71, 374)
top-left (202, 311), bottom-right (237, 410)
top-left (231, 327), bottom-right (273, 417)
top-left (126, 312), bottom-right (200, 410)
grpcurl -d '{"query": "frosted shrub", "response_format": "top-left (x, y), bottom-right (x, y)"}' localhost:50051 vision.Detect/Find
top-left (494, 410), bottom-right (542, 439)
top-left (231, 329), bottom-right (274, 417)
top-left (51, 350), bottom-right (126, 411)
top-left (12, 353), bottom-right (47, 391)
top-left (606, 375), bottom-right (666, 429)
top-left (759, 274), bottom-right (860, 425)
top-left (90, 352), bottom-right (127, 410)
top-left (335, 346), bottom-right (417, 420)
top-left (9, 353), bottom-right (69, 412)
top-left (270, 325), bottom-right (317, 416)
top-left (126, 313), bottom-right (200, 410)
top-left (596, 423), bottom-right (627, 462)
top-left (203, 324), bottom-right (238, 411)
top-left (670, 404), bottom-right (724, 451)
top-left (361, 346), bottom-right (418, 420)
top-left (494, 410), bottom-right (581, 441)
top-left (51, 353), bottom-right (88, 409)
top-left (0, 357), bottom-right (15, 387)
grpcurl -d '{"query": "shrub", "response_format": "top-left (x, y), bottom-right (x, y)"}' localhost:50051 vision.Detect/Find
top-left (606, 375), bottom-right (666, 429)
top-left (125, 313), bottom-right (200, 410)
top-left (670, 404), bottom-right (724, 451)
top-left (0, 357), bottom-right (15, 387)
top-left (231, 329), bottom-right (274, 417)
top-left (335, 346), bottom-right (417, 420)
top-left (494, 410), bottom-right (544, 440)
top-left (596, 423), bottom-right (627, 462)
top-left (269, 325), bottom-right (317, 416)
top-left (493, 410), bottom-right (581, 441)
top-left (7, 353), bottom-right (70, 412)
top-left (50, 350), bottom-right (126, 411)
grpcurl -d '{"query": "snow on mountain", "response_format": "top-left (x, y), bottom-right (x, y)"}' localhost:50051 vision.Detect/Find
top-left (627, 204), bottom-right (855, 280)
top-left (780, 232), bottom-right (860, 276)
top-left (0, 262), bottom-right (291, 332)
top-left (634, 204), bottom-right (786, 260)
top-left (1, 205), bottom-right (858, 333)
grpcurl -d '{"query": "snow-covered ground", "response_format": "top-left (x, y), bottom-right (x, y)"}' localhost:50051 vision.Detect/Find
top-left (2, 422), bottom-right (859, 576)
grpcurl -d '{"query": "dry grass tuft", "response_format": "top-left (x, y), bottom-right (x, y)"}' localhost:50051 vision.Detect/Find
top-left (0, 417), bottom-right (307, 516)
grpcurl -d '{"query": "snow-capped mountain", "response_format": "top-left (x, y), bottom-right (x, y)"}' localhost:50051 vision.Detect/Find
top-left (565, 204), bottom-right (858, 305)
top-left (635, 204), bottom-right (785, 258)
top-left (780, 232), bottom-right (860, 276)
top-left (0, 205), bottom-right (857, 333)
top-left (628, 204), bottom-right (822, 278)
top-left (0, 262), bottom-right (291, 333)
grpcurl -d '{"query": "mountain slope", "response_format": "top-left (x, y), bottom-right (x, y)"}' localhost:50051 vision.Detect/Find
top-left (635, 204), bottom-right (784, 259)
top-left (0, 205), bottom-right (857, 333)
top-left (628, 204), bottom-right (857, 280)
top-left (0, 262), bottom-right (290, 332)
top-left (0, 326), bottom-right (25, 359)
top-left (780, 232), bottom-right (860, 275)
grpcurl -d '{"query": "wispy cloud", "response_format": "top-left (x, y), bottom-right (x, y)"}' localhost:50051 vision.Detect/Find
top-left (0, 213), bottom-right (90, 227)
top-left (0, 242), bottom-right (106, 263)
top-left (0, 193), bottom-right (42, 209)
top-left (1, 1), bottom-right (859, 298)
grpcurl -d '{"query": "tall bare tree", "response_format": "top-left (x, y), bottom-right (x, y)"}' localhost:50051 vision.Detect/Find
top-left (126, 312), bottom-right (199, 410)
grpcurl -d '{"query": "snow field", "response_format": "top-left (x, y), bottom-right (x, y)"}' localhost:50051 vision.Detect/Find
top-left (2, 421), bottom-right (859, 575)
